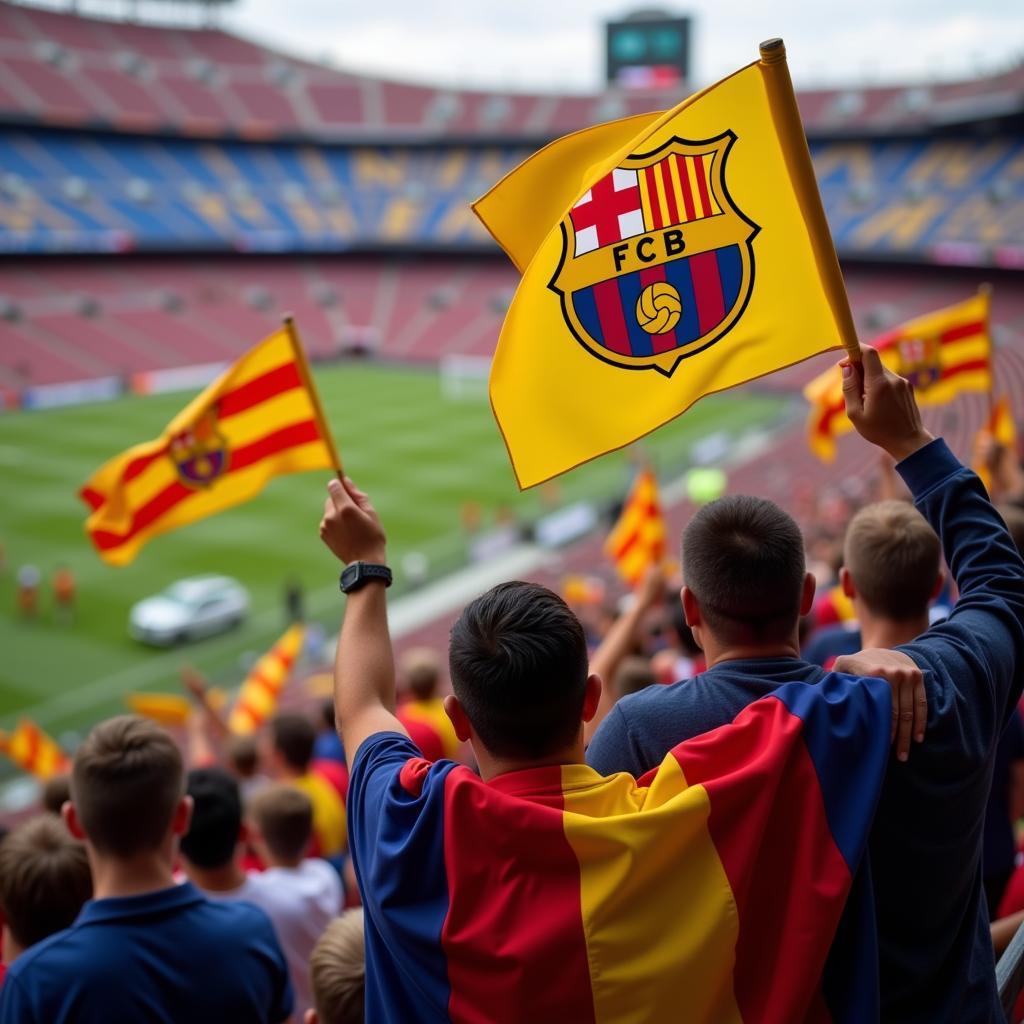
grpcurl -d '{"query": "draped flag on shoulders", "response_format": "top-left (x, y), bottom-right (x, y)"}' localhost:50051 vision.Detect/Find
top-left (605, 468), bottom-right (667, 585)
top-left (79, 322), bottom-right (340, 565)
top-left (228, 624), bottom-right (305, 735)
top-left (350, 673), bottom-right (892, 1023)
top-left (0, 720), bottom-right (69, 780)
top-left (806, 289), bottom-right (993, 462)
top-left (973, 393), bottom-right (1016, 493)
top-left (474, 39), bottom-right (857, 488)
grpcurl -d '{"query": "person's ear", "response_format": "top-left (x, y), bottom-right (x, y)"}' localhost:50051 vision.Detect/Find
top-left (800, 572), bottom-right (817, 616)
top-left (443, 695), bottom-right (473, 743)
top-left (304, 1008), bottom-right (319, 1024)
top-left (171, 795), bottom-right (193, 838)
top-left (581, 674), bottom-right (603, 723)
top-left (681, 586), bottom-right (701, 627)
top-left (62, 800), bottom-right (86, 841)
top-left (839, 566), bottom-right (855, 600)
top-left (930, 569), bottom-right (946, 602)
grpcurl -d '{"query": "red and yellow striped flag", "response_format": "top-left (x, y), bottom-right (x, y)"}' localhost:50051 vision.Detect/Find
top-left (79, 322), bottom-right (340, 566)
top-left (0, 720), bottom-right (69, 779)
top-left (974, 394), bottom-right (1016, 493)
top-left (805, 290), bottom-right (992, 461)
top-left (605, 469), bottom-right (667, 586)
top-left (228, 625), bottom-right (305, 735)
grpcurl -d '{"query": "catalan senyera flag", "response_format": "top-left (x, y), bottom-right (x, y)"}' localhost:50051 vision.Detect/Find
top-left (228, 624), bottom-right (305, 735)
top-left (352, 674), bottom-right (891, 1022)
top-left (80, 323), bottom-right (340, 565)
top-left (473, 39), bottom-right (857, 488)
top-left (805, 290), bottom-right (993, 461)
top-left (605, 468), bottom-right (667, 585)
top-left (125, 692), bottom-right (193, 728)
top-left (973, 394), bottom-right (1016, 493)
top-left (0, 720), bottom-right (69, 780)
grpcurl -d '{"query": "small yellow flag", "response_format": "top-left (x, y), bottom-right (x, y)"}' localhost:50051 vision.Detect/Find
top-left (0, 720), bottom-right (69, 780)
top-left (605, 469), bottom-right (667, 586)
top-left (974, 394), bottom-right (1016, 493)
top-left (228, 625), bottom-right (305, 735)
top-left (80, 322), bottom-right (340, 565)
top-left (474, 39), bottom-right (856, 488)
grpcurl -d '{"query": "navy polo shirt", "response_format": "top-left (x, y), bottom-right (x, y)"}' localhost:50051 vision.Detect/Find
top-left (0, 882), bottom-right (293, 1024)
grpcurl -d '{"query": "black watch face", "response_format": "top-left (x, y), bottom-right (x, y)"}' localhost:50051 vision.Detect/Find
top-left (340, 564), bottom-right (360, 590)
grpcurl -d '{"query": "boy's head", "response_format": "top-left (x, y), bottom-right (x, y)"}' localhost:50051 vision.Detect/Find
top-left (841, 500), bottom-right (942, 621)
top-left (247, 784), bottom-right (313, 865)
top-left (227, 733), bottom-right (260, 780)
top-left (306, 910), bottom-right (365, 1024)
top-left (180, 768), bottom-right (243, 873)
top-left (613, 656), bottom-right (656, 699)
top-left (41, 773), bottom-right (71, 816)
top-left (0, 815), bottom-right (92, 963)
top-left (682, 495), bottom-right (812, 648)
top-left (447, 581), bottom-right (597, 761)
top-left (65, 715), bottom-right (190, 861)
top-left (400, 647), bottom-right (442, 701)
top-left (264, 713), bottom-right (316, 778)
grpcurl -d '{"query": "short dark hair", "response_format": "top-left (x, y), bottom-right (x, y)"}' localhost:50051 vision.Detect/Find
top-left (41, 773), bottom-right (71, 816)
top-left (180, 768), bottom-right (242, 869)
top-left (71, 715), bottom-right (184, 858)
top-left (248, 784), bottom-right (313, 862)
top-left (227, 734), bottom-right (259, 778)
top-left (0, 816), bottom-right (92, 949)
top-left (448, 582), bottom-right (589, 759)
top-left (269, 713), bottom-right (316, 772)
top-left (682, 495), bottom-right (806, 644)
top-left (844, 501), bottom-right (941, 620)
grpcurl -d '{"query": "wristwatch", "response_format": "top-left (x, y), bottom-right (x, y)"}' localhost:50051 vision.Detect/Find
top-left (339, 562), bottom-right (393, 594)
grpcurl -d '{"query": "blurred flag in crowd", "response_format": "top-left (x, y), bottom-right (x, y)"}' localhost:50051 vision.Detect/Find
top-left (605, 468), bottom-right (667, 586)
top-left (124, 692), bottom-right (193, 728)
top-left (805, 289), bottom-right (993, 462)
top-left (0, 720), bottom-right (69, 779)
top-left (79, 322), bottom-right (341, 565)
top-left (228, 624), bottom-right (305, 735)
top-left (475, 39), bottom-right (857, 488)
top-left (973, 393), bottom-right (1016, 493)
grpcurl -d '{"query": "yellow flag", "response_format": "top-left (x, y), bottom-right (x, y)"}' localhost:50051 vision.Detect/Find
top-left (0, 720), bottom-right (69, 780)
top-left (79, 322), bottom-right (340, 565)
top-left (474, 39), bottom-right (855, 488)
top-left (805, 290), bottom-right (992, 461)
top-left (605, 469), bottom-right (667, 586)
top-left (228, 624), bottom-right (305, 735)
top-left (125, 692), bottom-right (193, 728)
top-left (974, 394), bottom-right (1016, 493)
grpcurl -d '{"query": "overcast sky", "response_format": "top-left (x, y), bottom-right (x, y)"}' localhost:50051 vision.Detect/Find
top-left (224, 0), bottom-right (1024, 93)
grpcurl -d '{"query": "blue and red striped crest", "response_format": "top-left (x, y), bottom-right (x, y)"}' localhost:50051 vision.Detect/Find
top-left (550, 132), bottom-right (759, 377)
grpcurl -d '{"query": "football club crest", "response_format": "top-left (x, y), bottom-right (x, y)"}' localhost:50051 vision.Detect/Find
top-left (897, 335), bottom-right (941, 391)
top-left (550, 132), bottom-right (758, 377)
top-left (169, 407), bottom-right (229, 488)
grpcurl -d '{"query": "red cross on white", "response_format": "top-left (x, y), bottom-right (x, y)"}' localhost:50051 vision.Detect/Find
top-left (569, 168), bottom-right (645, 256)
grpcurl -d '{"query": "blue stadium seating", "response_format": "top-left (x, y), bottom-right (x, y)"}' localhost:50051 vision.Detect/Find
top-left (0, 130), bottom-right (1022, 261)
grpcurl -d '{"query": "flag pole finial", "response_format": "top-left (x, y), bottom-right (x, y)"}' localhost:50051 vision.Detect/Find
top-left (759, 38), bottom-right (786, 64)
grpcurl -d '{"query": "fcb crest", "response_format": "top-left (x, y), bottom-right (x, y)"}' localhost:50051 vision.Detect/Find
top-left (897, 335), bottom-right (941, 392)
top-left (550, 131), bottom-right (758, 377)
top-left (169, 408), bottom-right (229, 489)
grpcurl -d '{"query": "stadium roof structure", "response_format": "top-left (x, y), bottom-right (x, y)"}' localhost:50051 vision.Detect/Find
top-left (0, 0), bottom-right (1022, 142)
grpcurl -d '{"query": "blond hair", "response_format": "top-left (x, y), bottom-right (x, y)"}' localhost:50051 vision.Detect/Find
top-left (310, 911), bottom-right (365, 1024)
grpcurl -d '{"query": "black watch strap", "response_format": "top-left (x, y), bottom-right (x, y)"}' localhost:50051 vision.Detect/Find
top-left (339, 562), bottom-right (393, 594)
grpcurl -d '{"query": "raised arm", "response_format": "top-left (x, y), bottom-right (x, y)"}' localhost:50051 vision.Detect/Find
top-left (842, 347), bottom-right (1024, 749)
top-left (583, 566), bottom-right (664, 746)
top-left (319, 476), bottom-right (408, 767)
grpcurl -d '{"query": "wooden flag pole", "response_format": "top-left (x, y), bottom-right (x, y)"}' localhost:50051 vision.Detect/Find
top-left (759, 37), bottom-right (861, 363)
top-left (282, 315), bottom-right (345, 480)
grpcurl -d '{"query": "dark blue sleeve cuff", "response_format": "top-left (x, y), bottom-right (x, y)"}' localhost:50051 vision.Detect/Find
top-left (895, 437), bottom-right (964, 500)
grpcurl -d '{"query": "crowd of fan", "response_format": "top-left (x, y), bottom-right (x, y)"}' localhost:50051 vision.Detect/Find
top-left (2, 348), bottom-right (1024, 1022)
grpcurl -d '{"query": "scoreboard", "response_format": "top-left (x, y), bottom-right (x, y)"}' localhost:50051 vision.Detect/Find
top-left (605, 13), bottom-right (691, 91)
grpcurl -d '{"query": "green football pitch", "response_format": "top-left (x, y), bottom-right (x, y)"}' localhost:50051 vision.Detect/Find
top-left (0, 362), bottom-right (786, 746)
